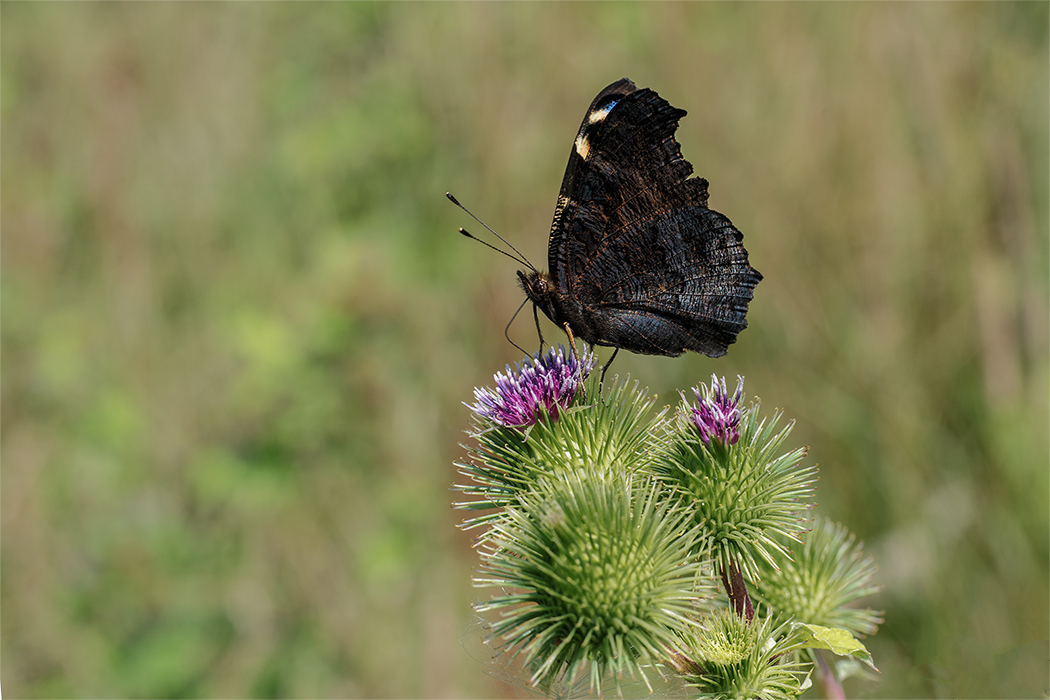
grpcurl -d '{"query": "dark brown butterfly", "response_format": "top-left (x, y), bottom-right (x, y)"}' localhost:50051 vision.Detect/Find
top-left (454, 78), bottom-right (760, 371)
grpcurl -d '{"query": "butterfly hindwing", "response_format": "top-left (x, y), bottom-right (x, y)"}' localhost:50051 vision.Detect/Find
top-left (583, 206), bottom-right (759, 356)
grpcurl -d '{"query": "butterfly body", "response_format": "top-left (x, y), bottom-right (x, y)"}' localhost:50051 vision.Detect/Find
top-left (521, 78), bottom-right (761, 358)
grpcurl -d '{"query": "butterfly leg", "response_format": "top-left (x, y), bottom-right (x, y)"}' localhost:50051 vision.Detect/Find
top-left (561, 323), bottom-right (589, 398)
top-left (532, 305), bottom-right (545, 356)
top-left (563, 322), bottom-right (580, 360)
top-left (598, 347), bottom-right (618, 393)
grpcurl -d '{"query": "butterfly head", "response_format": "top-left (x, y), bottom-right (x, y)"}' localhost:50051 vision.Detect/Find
top-left (517, 270), bottom-right (559, 323)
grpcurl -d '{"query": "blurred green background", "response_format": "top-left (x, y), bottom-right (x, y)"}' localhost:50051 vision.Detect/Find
top-left (2, 3), bottom-right (1047, 698)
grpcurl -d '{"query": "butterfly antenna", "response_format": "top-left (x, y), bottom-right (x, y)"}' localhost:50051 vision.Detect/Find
top-left (446, 192), bottom-right (536, 271)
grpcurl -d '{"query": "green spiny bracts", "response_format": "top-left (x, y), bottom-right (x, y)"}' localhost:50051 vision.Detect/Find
top-left (474, 473), bottom-right (713, 695)
top-left (653, 378), bottom-right (817, 582)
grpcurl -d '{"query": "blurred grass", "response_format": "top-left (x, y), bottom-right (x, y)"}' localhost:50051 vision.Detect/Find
top-left (1, 3), bottom-right (1047, 698)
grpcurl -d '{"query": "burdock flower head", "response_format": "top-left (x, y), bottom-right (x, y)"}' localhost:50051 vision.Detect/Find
top-left (687, 374), bottom-right (744, 446)
top-left (475, 474), bottom-right (711, 695)
top-left (658, 374), bottom-right (817, 583)
top-left (468, 345), bottom-right (596, 428)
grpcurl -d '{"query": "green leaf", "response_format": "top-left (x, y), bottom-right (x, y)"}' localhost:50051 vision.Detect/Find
top-left (792, 623), bottom-right (879, 673)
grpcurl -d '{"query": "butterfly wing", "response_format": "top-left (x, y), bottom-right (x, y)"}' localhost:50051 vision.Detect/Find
top-left (547, 79), bottom-right (760, 357)
top-left (579, 205), bottom-right (760, 356)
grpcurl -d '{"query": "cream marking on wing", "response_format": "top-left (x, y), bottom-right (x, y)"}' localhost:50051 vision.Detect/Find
top-left (574, 133), bottom-right (590, 159)
top-left (587, 100), bottom-right (618, 124)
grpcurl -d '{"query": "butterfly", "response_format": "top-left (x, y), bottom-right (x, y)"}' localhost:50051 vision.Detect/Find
top-left (454, 78), bottom-right (761, 371)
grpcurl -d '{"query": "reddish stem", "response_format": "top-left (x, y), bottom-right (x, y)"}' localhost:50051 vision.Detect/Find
top-left (815, 649), bottom-right (846, 699)
top-left (719, 559), bottom-right (754, 622)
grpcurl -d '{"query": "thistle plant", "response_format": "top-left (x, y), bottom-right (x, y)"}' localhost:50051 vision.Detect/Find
top-left (456, 347), bottom-right (661, 531)
top-left (669, 610), bottom-right (811, 700)
top-left (754, 516), bottom-right (883, 638)
top-left (653, 376), bottom-right (817, 618)
top-left (474, 473), bottom-right (713, 694)
top-left (753, 517), bottom-right (884, 698)
top-left (455, 350), bottom-right (882, 698)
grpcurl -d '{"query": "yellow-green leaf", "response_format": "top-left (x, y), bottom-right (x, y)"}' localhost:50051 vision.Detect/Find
top-left (793, 623), bottom-right (879, 673)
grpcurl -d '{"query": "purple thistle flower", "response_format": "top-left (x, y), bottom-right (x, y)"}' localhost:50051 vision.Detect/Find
top-left (688, 374), bottom-right (745, 446)
top-left (468, 346), bottom-right (596, 428)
